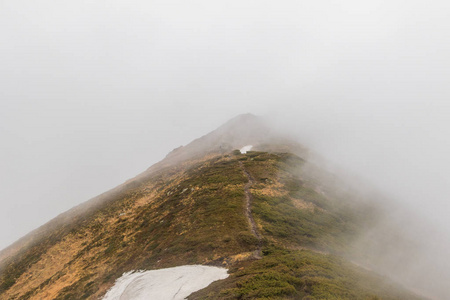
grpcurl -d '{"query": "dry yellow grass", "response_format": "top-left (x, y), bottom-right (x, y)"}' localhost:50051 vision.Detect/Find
top-left (2, 233), bottom-right (87, 299)
top-left (290, 197), bottom-right (317, 212)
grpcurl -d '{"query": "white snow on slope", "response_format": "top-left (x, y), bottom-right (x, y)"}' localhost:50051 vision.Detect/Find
top-left (240, 145), bottom-right (253, 154)
top-left (102, 265), bottom-right (228, 300)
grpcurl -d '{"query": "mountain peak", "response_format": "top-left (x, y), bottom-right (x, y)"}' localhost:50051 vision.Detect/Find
top-left (144, 113), bottom-right (308, 174)
top-left (215, 113), bottom-right (268, 137)
top-left (146, 114), bottom-right (270, 172)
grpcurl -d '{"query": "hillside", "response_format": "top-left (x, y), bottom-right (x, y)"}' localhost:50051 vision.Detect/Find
top-left (0, 115), bottom-right (423, 299)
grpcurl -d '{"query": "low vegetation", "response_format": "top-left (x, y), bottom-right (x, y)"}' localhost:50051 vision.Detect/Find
top-left (0, 150), bottom-right (423, 299)
top-left (189, 247), bottom-right (421, 300)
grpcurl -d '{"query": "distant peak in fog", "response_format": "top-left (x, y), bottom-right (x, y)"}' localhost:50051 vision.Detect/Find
top-left (144, 113), bottom-right (306, 174)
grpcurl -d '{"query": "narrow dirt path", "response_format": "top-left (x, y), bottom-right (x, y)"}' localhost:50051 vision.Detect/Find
top-left (239, 161), bottom-right (262, 258)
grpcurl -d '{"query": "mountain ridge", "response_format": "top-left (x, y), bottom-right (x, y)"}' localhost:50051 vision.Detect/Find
top-left (0, 114), bottom-right (266, 265)
top-left (0, 115), bottom-right (426, 299)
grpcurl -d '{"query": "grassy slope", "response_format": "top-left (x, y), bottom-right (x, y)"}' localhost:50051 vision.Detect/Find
top-left (0, 154), bottom-right (257, 299)
top-left (190, 247), bottom-right (421, 300)
top-left (190, 151), bottom-right (422, 299)
top-left (242, 151), bottom-right (373, 254)
top-left (0, 151), bottom-right (422, 299)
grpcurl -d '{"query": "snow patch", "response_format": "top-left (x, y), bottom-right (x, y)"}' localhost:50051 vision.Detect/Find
top-left (102, 265), bottom-right (228, 300)
top-left (240, 145), bottom-right (253, 154)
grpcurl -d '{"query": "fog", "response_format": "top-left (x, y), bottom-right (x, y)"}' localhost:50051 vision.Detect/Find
top-left (1, 0), bottom-right (450, 298)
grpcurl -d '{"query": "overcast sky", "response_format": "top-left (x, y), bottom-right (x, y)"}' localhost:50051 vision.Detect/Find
top-left (1, 0), bottom-right (450, 252)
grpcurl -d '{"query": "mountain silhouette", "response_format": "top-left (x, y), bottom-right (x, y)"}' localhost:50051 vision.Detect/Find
top-left (0, 115), bottom-right (424, 299)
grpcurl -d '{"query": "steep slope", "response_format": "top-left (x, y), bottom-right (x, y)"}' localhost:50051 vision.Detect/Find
top-left (0, 154), bottom-right (256, 299)
top-left (0, 115), bottom-right (423, 299)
